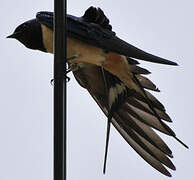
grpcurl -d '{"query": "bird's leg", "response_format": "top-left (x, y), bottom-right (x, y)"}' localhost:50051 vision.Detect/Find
top-left (66, 63), bottom-right (80, 73)
top-left (65, 65), bottom-right (78, 82)
top-left (65, 54), bottom-right (81, 81)
top-left (50, 55), bottom-right (81, 85)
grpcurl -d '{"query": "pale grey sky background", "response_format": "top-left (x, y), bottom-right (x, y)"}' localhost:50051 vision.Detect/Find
top-left (0, 0), bottom-right (193, 180)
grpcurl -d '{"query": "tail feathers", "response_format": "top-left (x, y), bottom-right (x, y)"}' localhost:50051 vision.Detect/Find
top-left (72, 63), bottom-right (187, 177)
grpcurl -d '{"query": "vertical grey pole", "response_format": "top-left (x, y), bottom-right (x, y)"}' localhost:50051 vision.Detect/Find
top-left (54, 0), bottom-right (67, 180)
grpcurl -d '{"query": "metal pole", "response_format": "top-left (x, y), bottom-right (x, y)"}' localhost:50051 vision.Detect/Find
top-left (54, 0), bottom-right (66, 180)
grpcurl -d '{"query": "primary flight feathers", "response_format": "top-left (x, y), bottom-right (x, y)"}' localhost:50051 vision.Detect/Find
top-left (7, 6), bottom-right (187, 177)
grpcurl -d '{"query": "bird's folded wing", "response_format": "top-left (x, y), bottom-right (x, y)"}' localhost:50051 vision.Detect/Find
top-left (36, 9), bottom-right (177, 65)
top-left (73, 63), bottom-right (176, 177)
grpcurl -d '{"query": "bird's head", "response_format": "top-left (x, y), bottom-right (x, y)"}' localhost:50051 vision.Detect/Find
top-left (7, 19), bottom-right (46, 52)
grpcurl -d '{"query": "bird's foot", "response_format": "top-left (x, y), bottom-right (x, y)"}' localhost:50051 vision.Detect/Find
top-left (50, 75), bottom-right (70, 86)
top-left (50, 54), bottom-right (81, 86)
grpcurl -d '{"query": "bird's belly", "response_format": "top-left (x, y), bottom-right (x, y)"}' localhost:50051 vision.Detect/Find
top-left (67, 37), bottom-right (106, 66)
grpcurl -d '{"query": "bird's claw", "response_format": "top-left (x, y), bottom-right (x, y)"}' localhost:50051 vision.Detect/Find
top-left (50, 73), bottom-right (71, 86)
top-left (66, 75), bottom-right (70, 82)
top-left (50, 54), bottom-right (80, 86)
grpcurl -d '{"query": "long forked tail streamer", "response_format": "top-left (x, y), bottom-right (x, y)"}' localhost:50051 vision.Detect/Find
top-left (103, 118), bottom-right (111, 174)
top-left (101, 67), bottom-right (113, 174)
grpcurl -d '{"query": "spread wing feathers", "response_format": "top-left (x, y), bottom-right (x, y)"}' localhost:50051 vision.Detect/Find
top-left (130, 65), bottom-right (151, 75)
top-left (72, 63), bottom-right (181, 176)
top-left (36, 9), bottom-right (178, 65)
top-left (82, 6), bottom-right (112, 31)
top-left (112, 117), bottom-right (173, 177)
top-left (136, 75), bottom-right (160, 92)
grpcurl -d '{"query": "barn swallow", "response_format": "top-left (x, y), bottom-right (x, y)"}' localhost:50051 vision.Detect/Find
top-left (7, 6), bottom-right (188, 177)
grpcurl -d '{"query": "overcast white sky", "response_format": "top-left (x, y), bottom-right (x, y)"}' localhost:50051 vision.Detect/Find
top-left (1, 0), bottom-right (193, 180)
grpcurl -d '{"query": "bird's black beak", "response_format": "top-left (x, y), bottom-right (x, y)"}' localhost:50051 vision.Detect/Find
top-left (7, 32), bottom-right (21, 39)
top-left (7, 34), bottom-right (15, 38)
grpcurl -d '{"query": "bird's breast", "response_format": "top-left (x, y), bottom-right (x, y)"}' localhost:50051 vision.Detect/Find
top-left (41, 24), bottom-right (54, 53)
top-left (67, 37), bottom-right (106, 66)
top-left (41, 24), bottom-right (106, 66)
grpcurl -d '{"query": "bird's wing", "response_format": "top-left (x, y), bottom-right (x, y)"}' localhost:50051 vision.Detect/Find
top-left (36, 7), bottom-right (177, 65)
top-left (72, 62), bottom-right (176, 176)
